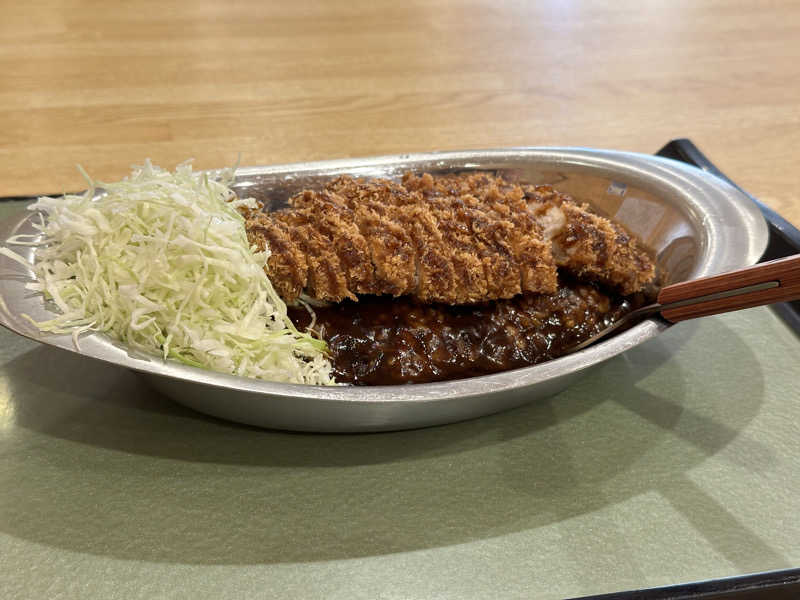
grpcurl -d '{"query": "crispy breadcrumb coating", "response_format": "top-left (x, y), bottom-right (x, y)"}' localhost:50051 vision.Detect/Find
top-left (244, 173), bottom-right (655, 303)
top-left (523, 184), bottom-right (656, 296)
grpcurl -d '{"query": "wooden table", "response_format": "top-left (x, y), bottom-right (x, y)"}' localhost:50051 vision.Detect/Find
top-left (2, 0), bottom-right (799, 225)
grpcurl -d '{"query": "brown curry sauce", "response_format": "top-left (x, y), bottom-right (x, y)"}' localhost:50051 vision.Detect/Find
top-left (289, 279), bottom-right (644, 385)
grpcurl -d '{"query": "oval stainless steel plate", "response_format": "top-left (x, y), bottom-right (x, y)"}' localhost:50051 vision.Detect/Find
top-left (0, 148), bottom-right (769, 432)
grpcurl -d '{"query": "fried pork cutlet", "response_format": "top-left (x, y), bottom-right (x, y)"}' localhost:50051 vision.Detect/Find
top-left (403, 172), bottom-right (656, 296)
top-left (246, 175), bottom-right (559, 304)
top-left (244, 173), bottom-right (655, 304)
top-left (522, 184), bottom-right (656, 296)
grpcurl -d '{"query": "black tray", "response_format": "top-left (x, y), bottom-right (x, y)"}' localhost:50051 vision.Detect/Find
top-left (573, 567), bottom-right (800, 600)
top-left (2, 141), bottom-right (799, 599)
top-left (571, 138), bottom-right (800, 600)
top-left (657, 139), bottom-right (800, 335)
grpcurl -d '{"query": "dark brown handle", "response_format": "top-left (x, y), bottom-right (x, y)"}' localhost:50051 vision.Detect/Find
top-left (658, 254), bottom-right (800, 322)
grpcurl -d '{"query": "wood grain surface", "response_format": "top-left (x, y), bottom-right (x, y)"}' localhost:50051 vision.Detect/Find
top-left (1, 0), bottom-right (799, 225)
top-left (659, 254), bottom-right (800, 321)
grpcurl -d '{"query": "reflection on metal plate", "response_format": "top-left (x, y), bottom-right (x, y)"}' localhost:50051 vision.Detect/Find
top-left (0, 148), bottom-right (769, 431)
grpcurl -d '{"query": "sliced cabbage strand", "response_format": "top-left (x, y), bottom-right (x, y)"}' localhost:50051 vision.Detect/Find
top-left (8, 160), bottom-right (335, 386)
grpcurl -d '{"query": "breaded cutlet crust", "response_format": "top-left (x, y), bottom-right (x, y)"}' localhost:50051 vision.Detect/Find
top-left (523, 184), bottom-right (656, 296)
top-left (244, 173), bottom-right (655, 304)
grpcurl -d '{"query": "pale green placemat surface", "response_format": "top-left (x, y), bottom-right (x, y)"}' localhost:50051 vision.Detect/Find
top-left (1, 200), bottom-right (799, 599)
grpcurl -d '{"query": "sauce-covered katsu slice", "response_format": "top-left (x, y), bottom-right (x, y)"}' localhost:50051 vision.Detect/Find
top-left (243, 171), bottom-right (657, 385)
top-left (245, 172), bottom-right (655, 305)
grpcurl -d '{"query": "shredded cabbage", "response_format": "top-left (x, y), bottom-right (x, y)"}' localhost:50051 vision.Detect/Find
top-left (4, 160), bottom-right (336, 385)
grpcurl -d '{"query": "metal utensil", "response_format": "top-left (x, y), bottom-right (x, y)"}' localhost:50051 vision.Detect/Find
top-left (569, 254), bottom-right (800, 353)
top-left (0, 148), bottom-right (769, 431)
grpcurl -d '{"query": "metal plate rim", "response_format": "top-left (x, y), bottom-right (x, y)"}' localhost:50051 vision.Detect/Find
top-left (0, 147), bottom-right (769, 428)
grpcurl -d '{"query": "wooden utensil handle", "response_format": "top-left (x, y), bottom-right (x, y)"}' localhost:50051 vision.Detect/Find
top-left (658, 254), bottom-right (800, 322)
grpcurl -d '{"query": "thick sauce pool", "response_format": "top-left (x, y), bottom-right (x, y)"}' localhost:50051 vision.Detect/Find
top-left (289, 279), bottom-right (640, 385)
